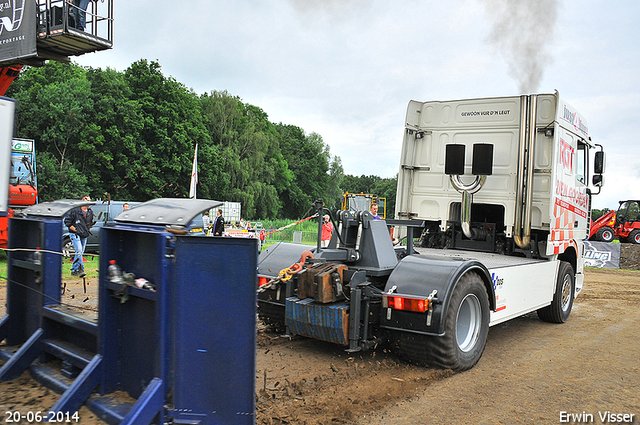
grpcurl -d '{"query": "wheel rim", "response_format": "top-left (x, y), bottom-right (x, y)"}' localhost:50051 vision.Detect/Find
top-left (603, 230), bottom-right (613, 241)
top-left (63, 241), bottom-right (75, 257)
top-left (456, 294), bottom-right (482, 352)
top-left (561, 273), bottom-right (572, 312)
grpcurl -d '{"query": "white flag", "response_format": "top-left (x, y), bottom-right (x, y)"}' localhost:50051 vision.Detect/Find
top-left (189, 144), bottom-right (198, 199)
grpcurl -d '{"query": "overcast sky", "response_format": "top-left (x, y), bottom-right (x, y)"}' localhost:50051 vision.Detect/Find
top-left (76, 0), bottom-right (639, 210)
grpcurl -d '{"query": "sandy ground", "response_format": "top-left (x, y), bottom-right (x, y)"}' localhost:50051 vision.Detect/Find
top-left (0, 252), bottom-right (639, 424)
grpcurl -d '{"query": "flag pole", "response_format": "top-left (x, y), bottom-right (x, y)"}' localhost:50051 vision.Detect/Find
top-left (189, 144), bottom-right (198, 199)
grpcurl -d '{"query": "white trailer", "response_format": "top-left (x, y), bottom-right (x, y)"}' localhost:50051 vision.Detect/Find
top-left (209, 201), bottom-right (241, 226)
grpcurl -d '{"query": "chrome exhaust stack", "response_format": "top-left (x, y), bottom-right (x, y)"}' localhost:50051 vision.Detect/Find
top-left (513, 95), bottom-right (537, 249)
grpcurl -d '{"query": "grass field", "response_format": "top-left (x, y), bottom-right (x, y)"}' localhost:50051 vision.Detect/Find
top-left (0, 252), bottom-right (100, 281)
top-left (0, 216), bottom-right (321, 280)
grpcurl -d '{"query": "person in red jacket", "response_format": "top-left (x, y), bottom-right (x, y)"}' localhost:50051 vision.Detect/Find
top-left (321, 214), bottom-right (333, 248)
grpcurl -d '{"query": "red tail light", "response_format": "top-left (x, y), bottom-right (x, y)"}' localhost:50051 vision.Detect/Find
top-left (382, 295), bottom-right (429, 313)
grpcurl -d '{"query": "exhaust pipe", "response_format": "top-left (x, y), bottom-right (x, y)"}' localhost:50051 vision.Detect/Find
top-left (450, 174), bottom-right (487, 239)
top-left (514, 95), bottom-right (537, 249)
top-left (447, 142), bottom-right (493, 240)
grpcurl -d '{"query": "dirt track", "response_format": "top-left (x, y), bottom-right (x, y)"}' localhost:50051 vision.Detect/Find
top-left (1, 258), bottom-right (639, 424)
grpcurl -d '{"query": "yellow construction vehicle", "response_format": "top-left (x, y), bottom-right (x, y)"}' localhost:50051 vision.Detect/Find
top-left (340, 192), bottom-right (386, 219)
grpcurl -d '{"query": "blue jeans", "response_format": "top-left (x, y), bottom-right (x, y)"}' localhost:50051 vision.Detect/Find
top-left (70, 233), bottom-right (87, 272)
top-left (72, 0), bottom-right (91, 30)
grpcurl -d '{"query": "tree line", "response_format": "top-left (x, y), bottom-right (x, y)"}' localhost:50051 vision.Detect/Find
top-left (7, 60), bottom-right (397, 220)
top-left (591, 208), bottom-right (610, 221)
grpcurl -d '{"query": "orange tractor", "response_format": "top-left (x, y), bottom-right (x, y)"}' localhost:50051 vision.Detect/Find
top-left (588, 200), bottom-right (640, 244)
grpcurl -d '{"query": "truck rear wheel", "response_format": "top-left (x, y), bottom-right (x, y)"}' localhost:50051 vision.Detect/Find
top-left (537, 261), bottom-right (574, 323)
top-left (629, 230), bottom-right (640, 244)
top-left (596, 226), bottom-right (615, 242)
top-left (391, 273), bottom-right (489, 371)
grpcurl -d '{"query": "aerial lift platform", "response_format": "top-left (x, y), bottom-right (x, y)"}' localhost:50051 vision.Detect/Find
top-left (0, 0), bottom-right (113, 86)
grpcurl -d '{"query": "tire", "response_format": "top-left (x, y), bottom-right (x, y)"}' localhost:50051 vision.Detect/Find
top-left (537, 261), bottom-right (574, 323)
top-left (595, 226), bottom-right (615, 242)
top-left (391, 273), bottom-right (490, 371)
top-left (62, 237), bottom-right (75, 257)
top-left (629, 230), bottom-right (640, 245)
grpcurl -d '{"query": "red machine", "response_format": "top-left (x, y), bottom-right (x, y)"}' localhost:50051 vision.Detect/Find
top-left (589, 210), bottom-right (617, 242)
top-left (0, 138), bottom-right (38, 247)
top-left (589, 200), bottom-right (640, 244)
top-left (0, 66), bottom-right (23, 96)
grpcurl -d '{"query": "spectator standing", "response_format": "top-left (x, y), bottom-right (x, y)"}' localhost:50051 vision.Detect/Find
top-left (64, 195), bottom-right (94, 278)
top-left (202, 211), bottom-right (211, 236)
top-left (370, 203), bottom-right (381, 219)
top-left (213, 209), bottom-right (225, 236)
top-left (321, 214), bottom-right (333, 248)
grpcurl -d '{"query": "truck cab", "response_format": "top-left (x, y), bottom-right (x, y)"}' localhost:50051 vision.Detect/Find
top-left (9, 138), bottom-right (37, 207)
top-left (396, 93), bottom-right (604, 258)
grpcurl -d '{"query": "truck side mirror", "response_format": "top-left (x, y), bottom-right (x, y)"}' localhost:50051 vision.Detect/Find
top-left (594, 150), bottom-right (605, 174)
top-left (592, 174), bottom-right (603, 187)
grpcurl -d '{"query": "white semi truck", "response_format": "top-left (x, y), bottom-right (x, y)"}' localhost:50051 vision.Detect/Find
top-left (257, 91), bottom-right (605, 371)
top-left (395, 91), bottom-right (604, 323)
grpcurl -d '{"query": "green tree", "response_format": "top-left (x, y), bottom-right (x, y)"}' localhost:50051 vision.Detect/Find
top-left (325, 156), bottom-right (344, 212)
top-left (201, 91), bottom-right (293, 219)
top-left (36, 151), bottom-right (88, 201)
top-left (9, 62), bottom-right (96, 200)
top-left (340, 174), bottom-right (398, 218)
top-left (123, 60), bottom-right (219, 200)
top-left (591, 208), bottom-right (611, 221)
top-left (8, 60), bottom-right (350, 220)
top-left (277, 125), bottom-right (334, 219)
top-left (10, 61), bottom-right (226, 202)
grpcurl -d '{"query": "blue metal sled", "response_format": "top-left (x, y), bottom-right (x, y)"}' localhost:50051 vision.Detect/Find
top-left (0, 199), bottom-right (258, 425)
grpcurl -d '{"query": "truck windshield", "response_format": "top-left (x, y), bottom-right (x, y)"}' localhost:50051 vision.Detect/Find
top-left (348, 196), bottom-right (371, 213)
top-left (10, 154), bottom-right (35, 186)
top-left (619, 201), bottom-right (640, 221)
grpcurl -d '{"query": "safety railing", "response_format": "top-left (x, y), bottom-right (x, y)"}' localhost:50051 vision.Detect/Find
top-left (37, 0), bottom-right (113, 44)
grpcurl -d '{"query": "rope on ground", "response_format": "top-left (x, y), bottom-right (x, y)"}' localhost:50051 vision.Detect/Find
top-left (2, 247), bottom-right (66, 256)
top-left (258, 250), bottom-right (314, 292)
top-left (264, 214), bottom-right (318, 237)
